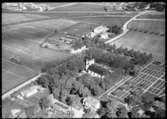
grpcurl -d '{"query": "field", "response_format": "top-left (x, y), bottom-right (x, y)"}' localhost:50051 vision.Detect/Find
top-left (111, 30), bottom-right (165, 57)
top-left (50, 3), bottom-right (106, 11)
top-left (2, 18), bottom-right (77, 94)
top-left (128, 20), bottom-right (165, 34)
top-left (71, 16), bottom-right (131, 27)
top-left (137, 13), bottom-right (165, 19)
top-left (2, 13), bottom-right (50, 25)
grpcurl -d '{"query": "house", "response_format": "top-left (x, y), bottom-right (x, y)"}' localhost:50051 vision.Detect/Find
top-left (86, 32), bottom-right (97, 38)
top-left (83, 97), bottom-right (101, 111)
top-left (137, 109), bottom-right (144, 116)
top-left (71, 45), bottom-right (87, 54)
top-left (93, 25), bottom-right (109, 34)
top-left (11, 108), bottom-right (21, 118)
top-left (100, 32), bottom-right (109, 40)
top-left (20, 85), bottom-right (42, 98)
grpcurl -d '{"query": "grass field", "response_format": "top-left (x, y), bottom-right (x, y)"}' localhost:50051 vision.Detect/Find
top-left (128, 20), bottom-right (165, 34)
top-left (2, 18), bottom-right (77, 94)
top-left (2, 13), bottom-right (50, 25)
top-left (111, 31), bottom-right (165, 57)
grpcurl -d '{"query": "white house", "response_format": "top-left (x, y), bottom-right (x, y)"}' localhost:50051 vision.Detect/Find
top-left (85, 59), bottom-right (95, 70)
top-left (86, 32), bottom-right (97, 38)
top-left (11, 108), bottom-right (21, 118)
top-left (83, 97), bottom-right (101, 111)
top-left (137, 109), bottom-right (144, 116)
top-left (100, 32), bottom-right (109, 40)
top-left (93, 25), bottom-right (109, 34)
top-left (71, 45), bottom-right (87, 54)
top-left (20, 85), bottom-right (41, 98)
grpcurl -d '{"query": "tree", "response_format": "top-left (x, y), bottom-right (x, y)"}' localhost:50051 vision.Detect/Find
top-left (104, 6), bottom-right (108, 12)
top-left (36, 75), bottom-right (49, 88)
top-left (97, 107), bottom-right (108, 117)
top-left (116, 105), bottom-right (128, 117)
top-left (65, 96), bottom-right (73, 106)
top-left (39, 97), bottom-right (50, 110)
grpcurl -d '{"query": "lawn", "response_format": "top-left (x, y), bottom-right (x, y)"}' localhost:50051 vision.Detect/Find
top-left (111, 31), bottom-right (165, 57)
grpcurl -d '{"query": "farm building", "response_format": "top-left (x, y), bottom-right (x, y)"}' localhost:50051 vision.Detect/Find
top-left (83, 97), bottom-right (101, 111)
top-left (20, 85), bottom-right (42, 98)
top-left (71, 45), bottom-right (87, 54)
top-left (93, 25), bottom-right (109, 34)
top-left (100, 32), bottom-right (109, 40)
top-left (86, 25), bottom-right (109, 39)
top-left (60, 36), bottom-right (73, 44)
top-left (86, 32), bottom-right (97, 39)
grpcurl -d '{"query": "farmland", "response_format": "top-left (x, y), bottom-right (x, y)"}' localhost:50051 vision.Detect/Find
top-left (128, 20), bottom-right (165, 34)
top-left (50, 3), bottom-right (106, 11)
top-left (2, 13), bottom-right (50, 25)
top-left (71, 16), bottom-right (131, 27)
top-left (136, 13), bottom-right (165, 19)
top-left (2, 17), bottom-right (78, 94)
top-left (110, 31), bottom-right (165, 57)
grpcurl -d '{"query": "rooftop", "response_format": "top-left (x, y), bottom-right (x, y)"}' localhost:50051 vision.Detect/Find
top-left (88, 64), bottom-right (108, 76)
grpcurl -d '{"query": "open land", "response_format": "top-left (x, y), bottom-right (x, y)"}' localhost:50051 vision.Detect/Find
top-left (2, 17), bottom-right (78, 94)
top-left (110, 20), bottom-right (165, 58)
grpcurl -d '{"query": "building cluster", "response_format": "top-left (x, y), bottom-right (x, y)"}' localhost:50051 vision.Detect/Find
top-left (3, 3), bottom-right (49, 12)
top-left (86, 25), bottom-right (110, 40)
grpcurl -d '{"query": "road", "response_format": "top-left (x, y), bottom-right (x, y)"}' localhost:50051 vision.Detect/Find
top-left (105, 10), bottom-right (154, 44)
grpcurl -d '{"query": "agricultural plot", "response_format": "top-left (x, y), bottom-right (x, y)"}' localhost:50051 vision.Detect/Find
top-left (72, 17), bottom-right (131, 27)
top-left (136, 13), bottom-right (165, 19)
top-left (2, 13), bottom-right (50, 25)
top-left (62, 22), bottom-right (97, 36)
top-left (44, 2), bottom-right (69, 7)
top-left (2, 18), bottom-right (76, 94)
top-left (128, 20), bottom-right (165, 34)
top-left (2, 59), bottom-right (37, 94)
top-left (111, 31), bottom-right (165, 57)
top-left (50, 3), bottom-right (106, 11)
